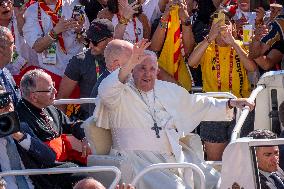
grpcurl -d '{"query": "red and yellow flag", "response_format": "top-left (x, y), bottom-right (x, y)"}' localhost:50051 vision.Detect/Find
top-left (158, 5), bottom-right (192, 90)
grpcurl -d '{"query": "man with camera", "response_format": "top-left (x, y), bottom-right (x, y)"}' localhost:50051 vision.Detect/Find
top-left (0, 26), bottom-right (59, 189)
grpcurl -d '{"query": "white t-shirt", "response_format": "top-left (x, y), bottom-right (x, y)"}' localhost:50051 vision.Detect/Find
top-left (23, 0), bottom-right (89, 76)
top-left (112, 14), bottom-right (143, 44)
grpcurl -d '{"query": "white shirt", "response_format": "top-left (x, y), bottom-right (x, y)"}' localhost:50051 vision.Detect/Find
top-left (23, 0), bottom-right (89, 76)
top-left (95, 70), bottom-right (232, 189)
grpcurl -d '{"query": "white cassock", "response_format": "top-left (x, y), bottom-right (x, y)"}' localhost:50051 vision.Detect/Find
top-left (95, 69), bottom-right (234, 189)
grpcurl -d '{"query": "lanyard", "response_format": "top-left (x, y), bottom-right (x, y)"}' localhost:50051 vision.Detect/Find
top-left (214, 44), bottom-right (234, 91)
top-left (132, 16), bottom-right (139, 43)
top-left (9, 18), bottom-right (15, 40)
top-left (37, 0), bottom-right (66, 54)
top-left (95, 60), bottom-right (100, 80)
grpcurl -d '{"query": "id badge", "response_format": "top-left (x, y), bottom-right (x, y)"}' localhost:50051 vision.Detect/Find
top-left (42, 43), bottom-right (57, 65)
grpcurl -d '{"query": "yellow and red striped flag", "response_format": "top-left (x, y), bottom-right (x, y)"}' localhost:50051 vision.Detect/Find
top-left (158, 5), bottom-right (192, 90)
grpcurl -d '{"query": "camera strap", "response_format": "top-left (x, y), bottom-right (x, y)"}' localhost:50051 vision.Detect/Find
top-left (6, 136), bottom-right (30, 189)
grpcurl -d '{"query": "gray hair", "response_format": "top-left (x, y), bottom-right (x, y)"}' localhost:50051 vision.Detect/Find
top-left (0, 26), bottom-right (12, 47)
top-left (20, 69), bottom-right (50, 98)
top-left (144, 50), bottom-right (157, 64)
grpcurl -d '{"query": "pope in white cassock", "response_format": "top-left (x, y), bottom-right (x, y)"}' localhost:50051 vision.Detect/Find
top-left (94, 40), bottom-right (254, 189)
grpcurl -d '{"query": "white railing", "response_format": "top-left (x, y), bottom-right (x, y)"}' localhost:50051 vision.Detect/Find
top-left (230, 85), bottom-right (266, 142)
top-left (130, 163), bottom-right (206, 189)
top-left (195, 92), bottom-right (241, 121)
top-left (54, 98), bottom-right (96, 105)
top-left (0, 166), bottom-right (121, 189)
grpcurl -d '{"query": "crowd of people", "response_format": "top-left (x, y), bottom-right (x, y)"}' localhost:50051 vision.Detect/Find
top-left (1, 0), bottom-right (284, 188)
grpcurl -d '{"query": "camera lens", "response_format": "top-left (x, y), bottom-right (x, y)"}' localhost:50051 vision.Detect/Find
top-left (0, 116), bottom-right (12, 134)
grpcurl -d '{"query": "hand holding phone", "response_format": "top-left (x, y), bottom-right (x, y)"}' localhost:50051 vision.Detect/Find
top-left (71, 5), bottom-right (85, 22)
top-left (213, 11), bottom-right (225, 26)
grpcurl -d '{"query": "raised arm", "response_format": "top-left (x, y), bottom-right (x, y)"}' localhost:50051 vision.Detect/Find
top-left (114, 0), bottom-right (138, 39)
top-left (221, 28), bottom-right (257, 71)
top-left (98, 39), bottom-right (150, 108)
top-left (188, 21), bottom-right (221, 67)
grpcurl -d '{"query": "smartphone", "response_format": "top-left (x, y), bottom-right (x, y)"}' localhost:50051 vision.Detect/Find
top-left (250, 0), bottom-right (270, 11)
top-left (13, 0), bottom-right (25, 7)
top-left (128, 0), bottom-right (136, 4)
top-left (71, 5), bottom-right (85, 21)
top-left (213, 11), bottom-right (225, 26)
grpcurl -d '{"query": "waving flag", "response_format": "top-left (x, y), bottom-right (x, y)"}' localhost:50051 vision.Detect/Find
top-left (158, 5), bottom-right (192, 90)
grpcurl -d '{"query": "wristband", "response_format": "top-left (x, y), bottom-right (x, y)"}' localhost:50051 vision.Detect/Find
top-left (48, 28), bottom-right (58, 41)
top-left (17, 133), bottom-right (28, 143)
top-left (159, 20), bottom-right (168, 29)
top-left (119, 16), bottom-right (130, 25)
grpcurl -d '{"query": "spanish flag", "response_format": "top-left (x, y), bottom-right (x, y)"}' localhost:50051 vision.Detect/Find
top-left (158, 5), bottom-right (192, 90)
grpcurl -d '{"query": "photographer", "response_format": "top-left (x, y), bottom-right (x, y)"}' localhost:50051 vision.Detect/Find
top-left (0, 26), bottom-right (67, 189)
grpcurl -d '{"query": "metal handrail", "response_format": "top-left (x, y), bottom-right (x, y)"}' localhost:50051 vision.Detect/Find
top-left (195, 92), bottom-right (241, 121)
top-left (54, 98), bottom-right (96, 105)
top-left (0, 166), bottom-right (121, 189)
top-left (130, 163), bottom-right (206, 189)
top-left (230, 85), bottom-right (266, 142)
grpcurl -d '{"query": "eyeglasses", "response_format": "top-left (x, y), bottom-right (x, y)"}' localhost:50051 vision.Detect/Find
top-left (32, 82), bottom-right (56, 94)
top-left (85, 37), bottom-right (108, 46)
top-left (0, 92), bottom-right (11, 109)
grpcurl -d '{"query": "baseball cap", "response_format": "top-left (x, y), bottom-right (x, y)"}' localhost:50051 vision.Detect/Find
top-left (86, 19), bottom-right (114, 44)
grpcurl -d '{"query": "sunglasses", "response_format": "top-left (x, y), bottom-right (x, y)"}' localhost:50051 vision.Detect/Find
top-left (0, 92), bottom-right (11, 109)
top-left (85, 37), bottom-right (108, 46)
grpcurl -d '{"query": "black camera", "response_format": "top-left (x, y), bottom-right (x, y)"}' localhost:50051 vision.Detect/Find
top-left (0, 92), bottom-right (20, 138)
top-left (0, 111), bottom-right (20, 138)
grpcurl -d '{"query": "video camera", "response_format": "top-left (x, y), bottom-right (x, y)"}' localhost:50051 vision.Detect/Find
top-left (0, 92), bottom-right (20, 138)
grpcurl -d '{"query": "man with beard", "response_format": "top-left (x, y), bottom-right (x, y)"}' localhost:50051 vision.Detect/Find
top-left (57, 19), bottom-right (113, 119)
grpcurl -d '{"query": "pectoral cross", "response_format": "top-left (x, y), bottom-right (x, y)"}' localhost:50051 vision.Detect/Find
top-left (151, 122), bottom-right (162, 138)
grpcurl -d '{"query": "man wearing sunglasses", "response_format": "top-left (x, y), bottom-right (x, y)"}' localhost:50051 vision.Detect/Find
top-left (57, 18), bottom-right (113, 120)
